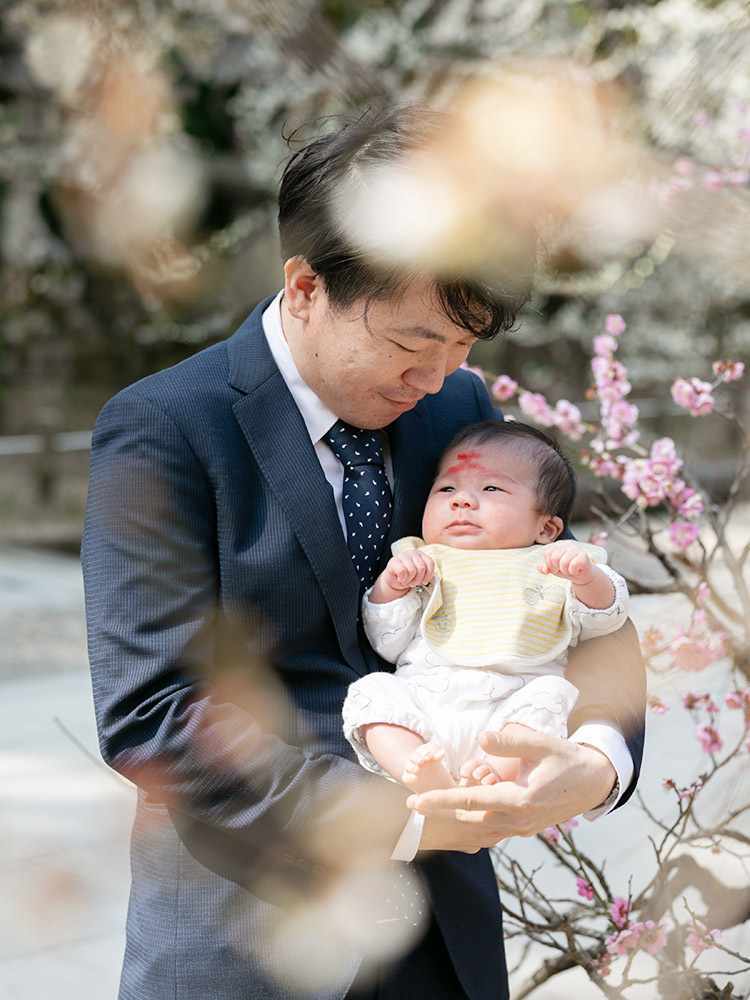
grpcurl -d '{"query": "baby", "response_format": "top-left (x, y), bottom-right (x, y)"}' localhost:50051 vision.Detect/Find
top-left (342, 419), bottom-right (629, 794)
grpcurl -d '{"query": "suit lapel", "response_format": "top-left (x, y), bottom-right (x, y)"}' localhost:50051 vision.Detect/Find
top-left (228, 301), bottom-right (366, 675)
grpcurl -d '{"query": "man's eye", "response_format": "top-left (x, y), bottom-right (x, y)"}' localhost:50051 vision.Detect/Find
top-left (390, 340), bottom-right (418, 354)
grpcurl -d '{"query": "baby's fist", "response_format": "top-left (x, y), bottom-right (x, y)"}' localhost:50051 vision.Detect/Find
top-left (539, 541), bottom-right (595, 584)
top-left (369, 551), bottom-right (435, 603)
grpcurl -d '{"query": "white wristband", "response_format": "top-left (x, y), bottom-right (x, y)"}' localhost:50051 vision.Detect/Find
top-left (391, 810), bottom-right (425, 862)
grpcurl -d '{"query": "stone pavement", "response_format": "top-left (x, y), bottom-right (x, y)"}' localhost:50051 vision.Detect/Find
top-left (2, 540), bottom-right (750, 999)
top-left (1, 546), bottom-right (135, 999)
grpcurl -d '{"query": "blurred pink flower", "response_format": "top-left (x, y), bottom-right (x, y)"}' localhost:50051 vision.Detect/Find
top-left (669, 521), bottom-right (700, 550)
top-left (671, 377), bottom-right (715, 416)
top-left (491, 375), bottom-right (518, 402)
top-left (672, 638), bottom-right (715, 670)
top-left (674, 158), bottom-right (694, 176)
top-left (712, 360), bottom-right (745, 382)
top-left (683, 691), bottom-right (711, 710)
top-left (687, 927), bottom-right (721, 955)
top-left (703, 170), bottom-right (724, 190)
top-left (605, 314), bottom-right (626, 336)
top-left (670, 485), bottom-right (704, 520)
top-left (639, 921), bottom-right (668, 955)
top-left (695, 581), bottom-right (710, 606)
top-left (696, 723), bottom-right (723, 754)
top-left (576, 877), bottom-right (595, 901)
top-left (460, 362), bottom-right (485, 381)
top-left (541, 826), bottom-right (560, 845)
top-left (519, 391), bottom-right (555, 427)
top-left (610, 897), bottom-right (630, 928)
top-left (560, 817), bottom-right (579, 832)
top-left (594, 334), bottom-right (617, 356)
top-left (725, 690), bottom-right (745, 709)
top-left (648, 696), bottom-right (668, 714)
top-left (553, 400), bottom-right (584, 439)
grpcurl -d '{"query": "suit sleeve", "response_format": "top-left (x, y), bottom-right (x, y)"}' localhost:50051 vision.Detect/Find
top-left (469, 372), bottom-right (646, 810)
top-left (82, 391), bottom-right (405, 892)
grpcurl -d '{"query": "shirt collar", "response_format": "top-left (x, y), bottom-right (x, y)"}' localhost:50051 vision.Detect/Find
top-left (261, 290), bottom-right (338, 446)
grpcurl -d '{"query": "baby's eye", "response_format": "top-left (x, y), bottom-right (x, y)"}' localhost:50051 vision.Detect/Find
top-left (437, 485), bottom-right (454, 493)
top-left (484, 485), bottom-right (506, 492)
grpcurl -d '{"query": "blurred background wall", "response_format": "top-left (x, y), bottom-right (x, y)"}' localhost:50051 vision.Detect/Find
top-left (1, 0), bottom-right (750, 549)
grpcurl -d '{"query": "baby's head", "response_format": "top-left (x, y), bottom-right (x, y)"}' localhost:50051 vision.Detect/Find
top-left (422, 420), bottom-right (576, 549)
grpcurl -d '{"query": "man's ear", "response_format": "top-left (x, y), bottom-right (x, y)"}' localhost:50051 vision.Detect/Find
top-left (283, 257), bottom-right (322, 321)
top-left (536, 515), bottom-right (564, 544)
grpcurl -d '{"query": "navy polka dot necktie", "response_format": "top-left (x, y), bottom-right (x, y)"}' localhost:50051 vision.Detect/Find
top-left (324, 420), bottom-right (393, 591)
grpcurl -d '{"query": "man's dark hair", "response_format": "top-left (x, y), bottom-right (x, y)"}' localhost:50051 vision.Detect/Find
top-left (278, 105), bottom-right (525, 340)
top-left (441, 419), bottom-right (577, 525)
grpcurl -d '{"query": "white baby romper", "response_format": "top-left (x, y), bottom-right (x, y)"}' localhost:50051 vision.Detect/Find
top-left (343, 538), bottom-right (629, 779)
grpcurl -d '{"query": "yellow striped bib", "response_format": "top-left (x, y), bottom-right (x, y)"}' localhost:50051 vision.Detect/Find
top-left (391, 537), bottom-right (607, 669)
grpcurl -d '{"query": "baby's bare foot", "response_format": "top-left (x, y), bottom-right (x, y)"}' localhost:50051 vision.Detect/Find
top-left (459, 756), bottom-right (501, 787)
top-left (402, 742), bottom-right (455, 793)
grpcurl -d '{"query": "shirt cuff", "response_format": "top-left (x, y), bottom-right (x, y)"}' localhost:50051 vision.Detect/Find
top-left (570, 721), bottom-right (634, 820)
top-left (390, 810), bottom-right (425, 862)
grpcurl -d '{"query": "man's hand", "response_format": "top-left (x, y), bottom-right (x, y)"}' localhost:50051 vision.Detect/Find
top-left (369, 551), bottom-right (435, 604)
top-left (409, 724), bottom-right (616, 850)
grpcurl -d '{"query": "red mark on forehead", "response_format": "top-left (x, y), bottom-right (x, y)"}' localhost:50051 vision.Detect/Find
top-left (445, 450), bottom-right (489, 475)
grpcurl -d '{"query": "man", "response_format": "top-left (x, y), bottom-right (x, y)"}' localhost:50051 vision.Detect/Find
top-left (83, 105), bottom-right (646, 1000)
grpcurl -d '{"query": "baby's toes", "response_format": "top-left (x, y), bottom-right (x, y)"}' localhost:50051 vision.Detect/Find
top-left (480, 771), bottom-right (500, 785)
top-left (414, 742), bottom-right (444, 765)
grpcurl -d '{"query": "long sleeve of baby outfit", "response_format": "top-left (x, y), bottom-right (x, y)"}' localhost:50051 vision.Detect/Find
top-left (567, 564), bottom-right (630, 644)
top-left (361, 588), bottom-right (423, 663)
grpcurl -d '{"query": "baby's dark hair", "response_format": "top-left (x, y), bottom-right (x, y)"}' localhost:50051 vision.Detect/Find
top-left (441, 420), bottom-right (577, 526)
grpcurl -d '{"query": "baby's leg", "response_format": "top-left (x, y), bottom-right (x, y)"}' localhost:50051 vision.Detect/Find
top-left (363, 724), bottom-right (455, 793)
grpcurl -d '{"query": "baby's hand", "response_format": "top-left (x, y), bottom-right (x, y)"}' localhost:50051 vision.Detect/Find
top-left (539, 541), bottom-right (595, 585)
top-left (369, 552), bottom-right (435, 603)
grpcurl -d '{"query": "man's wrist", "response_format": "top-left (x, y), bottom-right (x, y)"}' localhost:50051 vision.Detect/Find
top-left (575, 741), bottom-right (618, 807)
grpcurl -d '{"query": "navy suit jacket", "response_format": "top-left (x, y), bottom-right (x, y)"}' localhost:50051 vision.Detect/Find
top-left (83, 297), bottom-right (645, 1000)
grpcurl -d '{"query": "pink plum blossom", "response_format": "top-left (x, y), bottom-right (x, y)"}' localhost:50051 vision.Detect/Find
top-left (670, 485), bottom-right (704, 520)
top-left (671, 377), bottom-right (715, 416)
top-left (610, 897), bottom-right (630, 928)
top-left (560, 817), bottom-right (579, 833)
top-left (594, 334), bottom-right (617, 356)
top-left (669, 521), bottom-right (700, 550)
top-left (696, 724), bottom-right (723, 754)
top-left (491, 375), bottom-right (518, 402)
top-left (672, 638), bottom-right (716, 670)
top-left (541, 826), bottom-right (560, 845)
top-left (648, 696), bottom-right (668, 714)
top-left (576, 877), bottom-right (595, 901)
top-left (687, 927), bottom-right (721, 955)
top-left (725, 690), bottom-right (745, 709)
top-left (639, 921), bottom-right (668, 955)
top-left (518, 391), bottom-right (555, 427)
top-left (460, 362), bottom-right (485, 381)
top-left (712, 360), bottom-right (745, 382)
top-left (553, 400), bottom-right (585, 439)
top-left (605, 314), bottom-right (626, 336)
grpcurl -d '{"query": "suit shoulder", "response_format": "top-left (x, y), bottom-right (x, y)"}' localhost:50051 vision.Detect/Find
top-left (422, 368), bottom-right (497, 431)
top-left (99, 340), bottom-right (233, 424)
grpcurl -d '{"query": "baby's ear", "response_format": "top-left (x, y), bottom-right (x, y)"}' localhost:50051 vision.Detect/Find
top-left (537, 515), bottom-right (564, 544)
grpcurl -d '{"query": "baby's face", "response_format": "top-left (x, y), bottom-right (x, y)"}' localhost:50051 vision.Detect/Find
top-left (421, 441), bottom-right (562, 549)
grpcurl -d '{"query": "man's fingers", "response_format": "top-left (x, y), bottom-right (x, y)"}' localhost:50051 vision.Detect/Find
top-left (479, 723), bottom-right (552, 759)
top-left (407, 782), bottom-right (524, 814)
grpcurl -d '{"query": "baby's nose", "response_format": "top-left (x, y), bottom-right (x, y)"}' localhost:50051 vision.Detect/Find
top-left (450, 493), bottom-right (473, 508)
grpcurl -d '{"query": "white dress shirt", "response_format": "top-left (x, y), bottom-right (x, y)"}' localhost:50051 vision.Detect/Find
top-left (262, 292), bottom-right (633, 859)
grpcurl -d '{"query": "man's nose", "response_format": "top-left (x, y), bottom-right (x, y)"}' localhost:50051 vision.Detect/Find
top-left (403, 361), bottom-right (447, 395)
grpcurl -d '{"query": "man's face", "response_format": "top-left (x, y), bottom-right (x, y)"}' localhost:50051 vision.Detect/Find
top-left (284, 272), bottom-right (477, 429)
top-left (422, 442), bottom-right (562, 550)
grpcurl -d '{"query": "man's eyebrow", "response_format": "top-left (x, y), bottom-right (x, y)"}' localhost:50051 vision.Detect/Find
top-left (391, 325), bottom-right (448, 344)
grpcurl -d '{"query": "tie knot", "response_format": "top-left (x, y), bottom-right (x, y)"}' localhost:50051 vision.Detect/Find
top-left (324, 420), bottom-right (385, 468)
